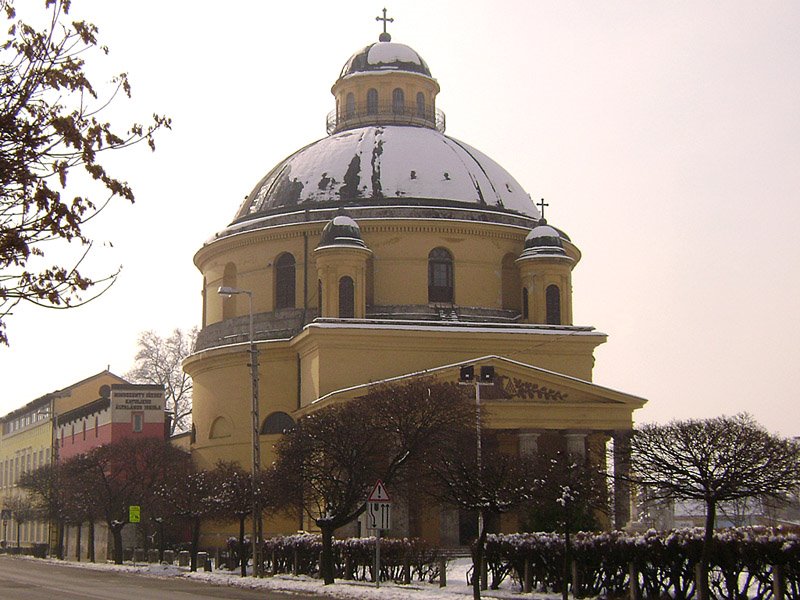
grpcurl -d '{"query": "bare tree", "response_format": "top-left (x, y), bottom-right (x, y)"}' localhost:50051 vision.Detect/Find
top-left (273, 379), bottom-right (472, 585)
top-left (156, 468), bottom-right (219, 572)
top-left (628, 414), bottom-right (800, 599)
top-left (126, 328), bottom-right (197, 435)
top-left (424, 429), bottom-right (538, 600)
top-left (3, 495), bottom-right (36, 551)
top-left (68, 438), bottom-right (192, 564)
top-left (0, 0), bottom-right (170, 344)
top-left (17, 463), bottom-right (66, 558)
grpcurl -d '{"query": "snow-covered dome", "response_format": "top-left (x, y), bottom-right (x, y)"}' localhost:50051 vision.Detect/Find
top-left (234, 125), bottom-right (538, 222)
top-left (318, 214), bottom-right (367, 249)
top-left (340, 40), bottom-right (432, 79)
top-left (520, 219), bottom-right (569, 258)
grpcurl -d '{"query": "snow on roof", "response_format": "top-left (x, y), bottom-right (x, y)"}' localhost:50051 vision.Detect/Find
top-left (236, 126), bottom-right (538, 221)
top-left (332, 215), bottom-right (359, 227)
top-left (367, 42), bottom-right (422, 65)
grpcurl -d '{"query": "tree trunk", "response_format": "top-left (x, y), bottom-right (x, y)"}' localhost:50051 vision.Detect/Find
top-left (239, 515), bottom-right (247, 577)
top-left (75, 523), bottom-right (82, 562)
top-left (111, 524), bottom-right (124, 565)
top-left (320, 523), bottom-right (335, 585)
top-left (471, 510), bottom-right (489, 600)
top-left (698, 500), bottom-right (716, 600)
top-left (88, 520), bottom-right (95, 562)
top-left (56, 519), bottom-right (65, 560)
top-left (16, 522), bottom-right (21, 550)
top-left (190, 516), bottom-right (201, 572)
top-left (563, 525), bottom-right (571, 600)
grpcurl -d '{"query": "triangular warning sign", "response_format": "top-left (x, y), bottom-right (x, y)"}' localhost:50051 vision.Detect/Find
top-left (367, 480), bottom-right (391, 502)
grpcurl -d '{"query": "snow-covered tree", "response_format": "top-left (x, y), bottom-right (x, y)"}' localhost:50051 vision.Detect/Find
top-left (126, 328), bottom-right (197, 435)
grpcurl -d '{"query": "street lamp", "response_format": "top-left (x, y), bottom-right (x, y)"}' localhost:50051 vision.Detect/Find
top-left (218, 286), bottom-right (263, 577)
top-left (459, 364), bottom-right (494, 589)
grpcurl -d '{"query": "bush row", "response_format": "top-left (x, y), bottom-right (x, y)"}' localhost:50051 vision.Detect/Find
top-left (258, 533), bottom-right (447, 582)
top-left (485, 527), bottom-right (800, 600)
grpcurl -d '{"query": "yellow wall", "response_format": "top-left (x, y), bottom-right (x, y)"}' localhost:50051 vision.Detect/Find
top-left (195, 219), bottom-right (580, 328)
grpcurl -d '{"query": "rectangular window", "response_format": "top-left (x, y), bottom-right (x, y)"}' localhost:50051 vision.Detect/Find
top-left (132, 412), bottom-right (144, 433)
top-left (95, 416), bottom-right (99, 437)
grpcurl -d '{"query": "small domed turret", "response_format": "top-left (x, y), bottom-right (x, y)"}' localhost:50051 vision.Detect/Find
top-left (520, 219), bottom-right (568, 258)
top-left (318, 214), bottom-right (367, 249)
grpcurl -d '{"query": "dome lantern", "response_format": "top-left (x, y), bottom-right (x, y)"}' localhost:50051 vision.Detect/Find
top-left (327, 10), bottom-right (444, 134)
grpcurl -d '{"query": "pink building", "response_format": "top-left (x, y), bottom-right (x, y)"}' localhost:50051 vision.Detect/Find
top-left (56, 383), bottom-right (166, 461)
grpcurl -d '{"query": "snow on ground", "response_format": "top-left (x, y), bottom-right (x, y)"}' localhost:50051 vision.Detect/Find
top-left (19, 555), bottom-right (564, 600)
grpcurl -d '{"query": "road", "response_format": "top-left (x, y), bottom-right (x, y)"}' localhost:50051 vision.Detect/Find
top-left (0, 555), bottom-right (316, 600)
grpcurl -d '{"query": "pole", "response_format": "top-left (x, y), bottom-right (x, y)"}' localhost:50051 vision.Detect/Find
top-left (375, 529), bottom-right (381, 588)
top-left (475, 382), bottom-right (483, 536)
top-left (247, 291), bottom-right (263, 578)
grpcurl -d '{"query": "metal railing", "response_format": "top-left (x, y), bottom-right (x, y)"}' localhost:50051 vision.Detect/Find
top-left (326, 103), bottom-right (446, 134)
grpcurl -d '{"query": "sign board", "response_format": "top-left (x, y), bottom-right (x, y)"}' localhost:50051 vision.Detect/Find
top-left (367, 501), bottom-right (392, 531)
top-left (367, 480), bottom-right (391, 502)
top-left (366, 480), bottom-right (391, 530)
top-left (129, 505), bottom-right (141, 523)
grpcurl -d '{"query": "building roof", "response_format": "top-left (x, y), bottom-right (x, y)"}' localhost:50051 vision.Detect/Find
top-left (232, 125), bottom-right (539, 225)
top-left (339, 40), bottom-right (432, 79)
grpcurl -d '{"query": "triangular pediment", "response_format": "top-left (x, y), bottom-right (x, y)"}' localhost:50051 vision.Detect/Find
top-left (309, 355), bottom-right (646, 411)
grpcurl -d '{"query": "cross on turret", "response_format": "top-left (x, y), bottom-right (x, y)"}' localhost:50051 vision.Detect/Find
top-left (537, 198), bottom-right (549, 220)
top-left (376, 8), bottom-right (394, 38)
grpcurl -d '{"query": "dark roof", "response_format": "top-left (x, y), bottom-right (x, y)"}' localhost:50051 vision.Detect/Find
top-left (58, 397), bottom-right (110, 425)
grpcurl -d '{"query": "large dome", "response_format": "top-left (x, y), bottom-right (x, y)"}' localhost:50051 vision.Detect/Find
top-left (233, 125), bottom-right (538, 223)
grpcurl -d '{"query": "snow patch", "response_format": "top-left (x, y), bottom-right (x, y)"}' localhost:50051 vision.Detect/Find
top-left (368, 43), bottom-right (422, 66)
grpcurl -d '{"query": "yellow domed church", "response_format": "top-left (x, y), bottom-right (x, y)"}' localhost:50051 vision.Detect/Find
top-left (184, 18), bottom-right (646, 546)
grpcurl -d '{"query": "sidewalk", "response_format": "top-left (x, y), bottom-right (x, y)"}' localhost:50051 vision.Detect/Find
top-left (23, 555), bottom-right (563, 600)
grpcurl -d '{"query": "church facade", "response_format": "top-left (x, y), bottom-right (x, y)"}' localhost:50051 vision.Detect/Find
top-left (184, 23), bottom-right (645, 546)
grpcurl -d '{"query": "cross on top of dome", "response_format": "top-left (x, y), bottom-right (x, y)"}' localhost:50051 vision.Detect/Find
top-left (376, 8), bottom-right (394, 42)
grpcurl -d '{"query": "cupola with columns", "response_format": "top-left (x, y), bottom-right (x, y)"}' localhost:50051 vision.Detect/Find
top-left (314, 213), bottom-right (372, 319)
top-left (327, 9), bottom-right (444, 134)
top-left (516, 199), bottom-right (577, 326)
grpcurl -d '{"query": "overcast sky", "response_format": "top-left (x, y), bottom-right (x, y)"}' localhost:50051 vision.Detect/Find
top-left (2, 1), bottom-right (798, 437)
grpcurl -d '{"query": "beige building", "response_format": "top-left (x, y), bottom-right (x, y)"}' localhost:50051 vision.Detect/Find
top-left (0, 371), bottom-right (127, 551)
top-left (185, 26), bottom-right (646, 546)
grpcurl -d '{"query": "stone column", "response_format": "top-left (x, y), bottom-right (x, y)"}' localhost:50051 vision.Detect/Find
top-left (439, 506), bottom-right (460, 546)
top-left (518, 430), bottom-right (540, 456)
top-left (564, 431), bottom-right (587, 459)
top-left (613, 430), bottom-right (632, 530)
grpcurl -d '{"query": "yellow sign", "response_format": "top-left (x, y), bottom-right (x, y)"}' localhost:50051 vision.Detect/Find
top-left (129, 505), bottom-right (141, 523)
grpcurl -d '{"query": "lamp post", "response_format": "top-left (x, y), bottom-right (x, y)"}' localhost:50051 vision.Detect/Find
top-left (218, 286), bottom-right (262, 577)
top-left (459, 364), bottom-right (494, 589)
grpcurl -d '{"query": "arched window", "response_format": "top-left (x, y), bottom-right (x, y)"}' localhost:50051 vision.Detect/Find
top-left (428, 247), bottom-right (454, 303)
top-left (345, 92), bottom-right (355, 118)
top-left (261, 412), bottom-right (296, 435)
top-left (416, 92), bottom-right (426, 118)
top-left (367, 89), bottom-right (378, 115)
top-left (501, 253), bottom-right (520, 311)
top-left (191, 423), bottom-right (197, 444)
top-left (275, 253), bottom-right (296, 309)
top-left (317, 279), bottom-right (323, 315)
top-left (522, 287), bottom-right (529, 320)
top-left (209, 416), bottom-right (232, 439)
top-left (392, 88), bottom-right (405, 115)
top-left (546, 284), bottom-right (561, 325)
top-left (222, 262), bottom-right (237, 320)
top-left (339, 276), bottom-right (355, 318)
